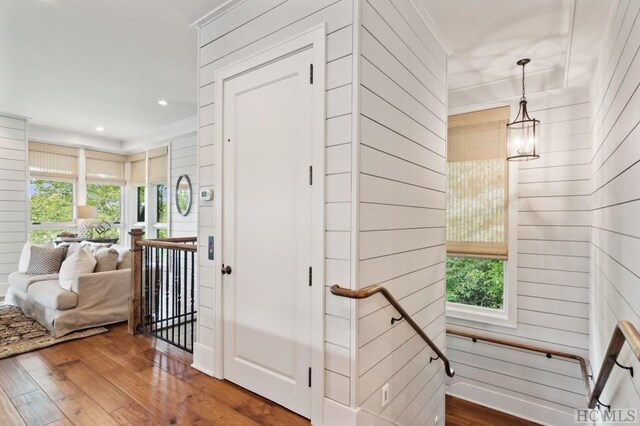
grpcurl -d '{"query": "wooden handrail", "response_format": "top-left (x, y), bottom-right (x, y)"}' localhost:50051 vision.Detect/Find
top-left (147, 237), bottom-right (197, 243)
top-left (589, 320), bottom-right (640, 409)
top-left (136, 238), bottom-right (198, 252)
top-left (330, 284), bottom-right (455, 377)
top-left (447, 329), bottom-right (592, 403)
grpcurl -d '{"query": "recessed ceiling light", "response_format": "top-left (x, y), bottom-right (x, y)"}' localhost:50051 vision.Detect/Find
top-left (96, 126), bottom-right (104, 132)
top-left (158, 100), bottom-right (168, 106)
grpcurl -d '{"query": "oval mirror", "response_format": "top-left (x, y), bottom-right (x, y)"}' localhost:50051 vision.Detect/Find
top-left (176, 175), bottom-right (192, 216)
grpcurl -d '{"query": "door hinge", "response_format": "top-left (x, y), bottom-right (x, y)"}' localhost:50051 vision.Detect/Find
top-left (309, 267), bottom-right (312, 287)
top-left (309, 165), bottom-right (313, 185)
top-left (310, 63), bottom-right (313, 84)
top-left (308, 367), bottom-right (312, 387)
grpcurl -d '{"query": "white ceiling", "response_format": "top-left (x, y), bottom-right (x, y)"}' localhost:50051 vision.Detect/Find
top-left (0, 0), bottom-right (613, 140)
top-left (0, 0), bottom-right (224, 141)
top-left (418, 0), bottom-right (613, 108)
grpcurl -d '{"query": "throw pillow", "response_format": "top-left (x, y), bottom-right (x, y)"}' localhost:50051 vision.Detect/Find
top-left (25, 245), bottom-right (67, 275)
top-left (65, 242), bottom-right (82, 259)
top-left (79, 241), bottom-right (112, 255)
top-left (115, 247), bottom-right (131, 270)
top-left (93, 246), bottom-right (119, 272)
top-left (18, 241), bottom-right (56, 273)
top-left (59, 246), bottom-right (97, 291)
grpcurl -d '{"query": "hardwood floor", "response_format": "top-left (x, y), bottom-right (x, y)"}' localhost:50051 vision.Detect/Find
top-left (445, 395), bottom-right (540, 426)
top-left (0, 323), bottom-right (310, 426)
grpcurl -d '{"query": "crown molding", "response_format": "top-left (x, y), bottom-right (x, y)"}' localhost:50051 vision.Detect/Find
top-left (0, 111), bottom-right (30, 121)
top-left (190, 0), bottom-right (246, 28)
top-left (407, 0), bottom-right (452, 54)
top-left (562, 0), bottom-right (577, 88)
top-left (28, 123), bottom-right (124, 153)
top-left (123, 115), bottom-right (197, 153)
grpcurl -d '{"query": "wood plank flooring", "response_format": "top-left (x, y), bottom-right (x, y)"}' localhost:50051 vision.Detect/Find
top-left (0, 323), bottom-right (309, 426)
top-left (445, 395), bottom-right (540, 426)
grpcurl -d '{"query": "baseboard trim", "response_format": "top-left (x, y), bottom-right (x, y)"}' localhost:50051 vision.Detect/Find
top-left (446, 382), bottom-right (574, 426)
top-left (0, 282), bottom-right (8, 298)
top-left (191, 342), bottom-right (216, 377)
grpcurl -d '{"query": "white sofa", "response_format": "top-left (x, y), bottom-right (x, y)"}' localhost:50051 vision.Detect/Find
top-left (5, 245), bottom-right (131, 337)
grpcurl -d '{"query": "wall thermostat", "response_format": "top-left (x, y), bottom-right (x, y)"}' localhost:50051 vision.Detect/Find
top-left (200, 189), bottom-right (213, 201)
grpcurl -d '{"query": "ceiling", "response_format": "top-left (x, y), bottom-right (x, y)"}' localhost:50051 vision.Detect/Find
top-left (1, 0), bottom-right (613, 140)
top-left (0, 0), bottom-right (224, 141)
top-left (418, 0), bottom-right (613, 108)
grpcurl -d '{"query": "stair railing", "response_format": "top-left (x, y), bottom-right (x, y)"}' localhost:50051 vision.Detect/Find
top-left (588, 320), bottom-right (640, 409)
top-left (330, 284), bottom-right (455, 377)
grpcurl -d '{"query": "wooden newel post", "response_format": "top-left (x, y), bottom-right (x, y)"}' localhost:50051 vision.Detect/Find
top-left (129, 228), bottom-right (144, 335)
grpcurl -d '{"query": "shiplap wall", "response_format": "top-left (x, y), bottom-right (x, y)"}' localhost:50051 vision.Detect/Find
top-left (0, 114), bottom-right (27, 295)
top-left (170, 134), bottom-right (198, 238)
top-left (589, 0), bottom-right (640, 412)
top-left (446, 87), bottom-right (593, 424)
top-left (196, 0), bottom-right (357, 409)
top-left (356, 0), bottom-right (448, 424)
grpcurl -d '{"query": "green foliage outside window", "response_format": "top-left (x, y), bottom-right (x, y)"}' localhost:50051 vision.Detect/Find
top-left (29, 180), bottom-right (74, 243)
top-left (30, 229), bottom-right (68, 244)
top-left (30, 180), bottom-right (73, 223)
top-left (87, 184), bottom-right (121, 239)
top-left (156, 184), bottom-right (168, 223)
top-left (446, 257), bottom-right (504, 309)
top-left (137, 186), bottom-right (146, 222)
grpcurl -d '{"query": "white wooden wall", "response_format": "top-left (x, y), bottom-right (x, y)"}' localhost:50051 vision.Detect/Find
top-left (196, 0), bottom-right (357, 408)
top-left (589, 0), bottom-right (640, 412)
top-left (446, 87), bottom-right (593, 425)
top-left (0, 114), bottom-right (27, 295)
top-left (170, 133), bottom-right (198, 238)
top-left (356, 0), bottom-right (448, 424)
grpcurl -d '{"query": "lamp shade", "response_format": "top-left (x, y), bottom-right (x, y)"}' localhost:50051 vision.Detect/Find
top-left (77, 205), bottom-right (98, 219)
top-left (506, 101), bottom-right (540, 161)
top-left (507, 58), bottom-right (540, 161)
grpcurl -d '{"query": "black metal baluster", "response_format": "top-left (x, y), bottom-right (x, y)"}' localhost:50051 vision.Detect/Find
top-left (181, 248), bottom-right (186, 350)
top-left (165, 247), bottom-right (169, 342)
top-left (143, 246), bottom-right (148, 331)
top-left (190, 250), bottom-right (195, 352)
top-left (171, 248), bottom-right (176, 346)
top-left (155, 246), bottom-right (160, 335)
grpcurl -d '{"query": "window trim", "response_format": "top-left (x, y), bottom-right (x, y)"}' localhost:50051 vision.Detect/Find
top-left (446, 159), bottom-right (518, 328)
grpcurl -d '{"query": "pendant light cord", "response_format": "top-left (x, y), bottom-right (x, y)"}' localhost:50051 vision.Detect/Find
top-left (521, 62), bottom-right (526, 101)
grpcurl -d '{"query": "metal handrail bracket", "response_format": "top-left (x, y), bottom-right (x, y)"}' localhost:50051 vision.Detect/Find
top-left (330, 284), bottom-right (455, 377)
top-left (589, 320), bottom-right (640, 409)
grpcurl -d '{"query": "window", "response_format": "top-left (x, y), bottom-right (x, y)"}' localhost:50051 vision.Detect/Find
top-left (154, 183), bottom-right (168, 238)
top-left (156, 184), bottom-right (168, 223)
top-left (29, 179), bottom-right (75, 243)
top-left (446, 106), bottom-right (516, 326)
top-left (136, 186), bottom-right (146, 223)
top-left (87, 184), bottom-right (122, 239)
top-left (28, 142), bottom-right (79, 243)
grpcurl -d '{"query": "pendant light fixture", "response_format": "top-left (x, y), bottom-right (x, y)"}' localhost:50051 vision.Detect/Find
top-left (507, 58), bottom-right (540, 161)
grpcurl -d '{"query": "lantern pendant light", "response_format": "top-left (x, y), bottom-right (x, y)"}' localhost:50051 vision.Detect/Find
top-left (507, 58), bottom-right (540, 161)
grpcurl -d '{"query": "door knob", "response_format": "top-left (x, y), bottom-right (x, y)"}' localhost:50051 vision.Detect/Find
top-left (221, 264), bottom-right (232, 275)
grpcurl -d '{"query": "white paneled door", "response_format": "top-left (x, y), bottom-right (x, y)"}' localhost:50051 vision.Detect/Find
top-left (221, 48), bottom-right (313, 418)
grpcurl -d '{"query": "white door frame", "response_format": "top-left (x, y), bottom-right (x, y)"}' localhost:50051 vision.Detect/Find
top-left (213, 25), bottom-right (326, 425)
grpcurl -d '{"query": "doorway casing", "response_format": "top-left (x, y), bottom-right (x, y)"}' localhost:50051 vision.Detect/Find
top-left (212, 25), bottom-right (326, 425)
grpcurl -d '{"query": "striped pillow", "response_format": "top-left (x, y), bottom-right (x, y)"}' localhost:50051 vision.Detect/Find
top-left (25, 245), bottom-right (66, 275)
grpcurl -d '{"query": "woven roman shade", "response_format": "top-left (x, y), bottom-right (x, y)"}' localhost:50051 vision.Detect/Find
top-left (148, 146), bottom-right (167, 183)
top-left (86, 150), bottom-right (126, 183)
top-left (447, 106), bottom-right (510, 260)
top-left (29, 142), bottom-right (79, 180)
top-left (128, 152), bottom-right (146, 185)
